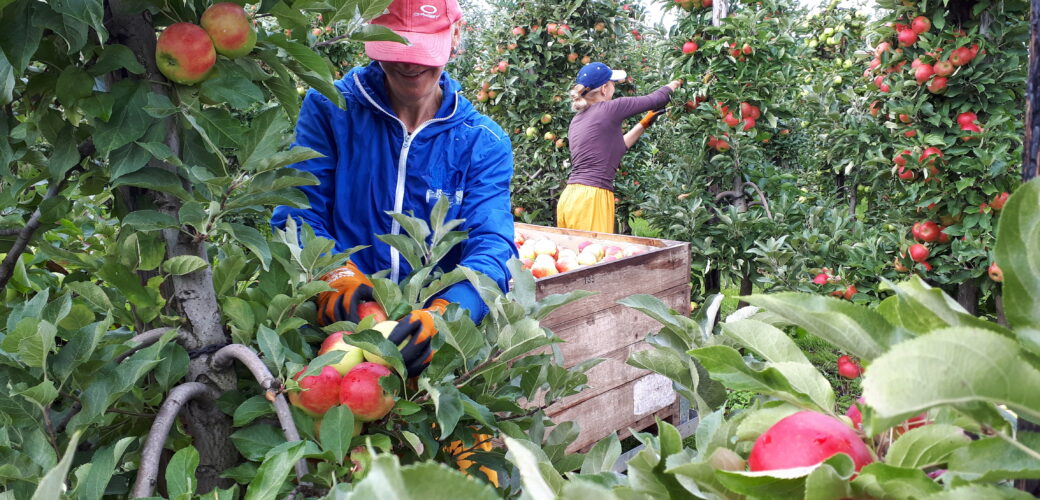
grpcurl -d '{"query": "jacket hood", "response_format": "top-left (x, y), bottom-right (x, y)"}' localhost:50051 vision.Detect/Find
top-left (336, 61), bottom-right (476, 133)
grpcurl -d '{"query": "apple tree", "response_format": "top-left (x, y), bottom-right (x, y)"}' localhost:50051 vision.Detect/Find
top-left (468, 0), bottom-right (651, 224)
top-left (859, 0), bottom-right (1028, 315)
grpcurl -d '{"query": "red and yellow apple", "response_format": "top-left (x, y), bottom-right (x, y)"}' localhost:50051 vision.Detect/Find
top-left (288, 365), bottom-right (343, 416)
top-left (318, 332), bottom-right (366, 375)
top-left (362, 320), bottom-right (399, 367)
top-left (340, 362), bottom-right (396, 421)
top-left (155, 23), bottom-right (216, 85)
top-left (200, 3), bottom-right (256, 58)
top-left (530, 254), bottom-right (559, 278)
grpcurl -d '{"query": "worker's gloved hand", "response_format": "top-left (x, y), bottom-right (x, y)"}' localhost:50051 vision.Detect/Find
top-left (639, 109), bottom-right (664, 129)
top-left (315, 262), bottom-right (376, 326)
top-left (388, 299), bottom-right (450, 377)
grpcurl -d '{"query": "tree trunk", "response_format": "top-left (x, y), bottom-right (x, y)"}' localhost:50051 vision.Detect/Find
top-left (736, 270), bottom-right (753, 309)
top-left (955, 278), bottom-right (978, 316)
top-left (704, 268), bottom-right (721, 295)
top-left (107, 1), bottom-right (238, 492)
top-left (1025, 0), bottom-right (1039, 182)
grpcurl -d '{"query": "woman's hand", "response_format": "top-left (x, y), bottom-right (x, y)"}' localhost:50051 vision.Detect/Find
top-left (667, 79), bottom-right (683, 91)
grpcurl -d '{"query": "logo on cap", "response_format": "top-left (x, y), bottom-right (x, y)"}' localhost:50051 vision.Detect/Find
top-left (415, 4), bottom-right (439, 18)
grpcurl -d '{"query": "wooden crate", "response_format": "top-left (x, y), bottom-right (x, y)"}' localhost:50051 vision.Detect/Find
top-left (515, 223), bottom-right (691, 453)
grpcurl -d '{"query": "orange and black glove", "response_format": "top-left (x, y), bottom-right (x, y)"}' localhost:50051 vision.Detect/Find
top-left (315, 262), bottom-right (377, 326)
top-left (639, 109), bottom-right (664, 129)
top-left (389, 299), bottom-right (449, 377)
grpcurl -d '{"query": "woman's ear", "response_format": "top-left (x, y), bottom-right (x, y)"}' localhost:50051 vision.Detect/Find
top-left (450, 22), bottom-right (462, 54)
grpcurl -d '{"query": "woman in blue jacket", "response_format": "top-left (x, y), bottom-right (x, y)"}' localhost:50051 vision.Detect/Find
top-left (272, 0), bottom-right (515, 376)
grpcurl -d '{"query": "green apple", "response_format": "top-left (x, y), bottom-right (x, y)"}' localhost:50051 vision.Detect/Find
top-left (363, 320), bottom-right (399, 367)
top-left (318, 331), bottom-right (366, 375)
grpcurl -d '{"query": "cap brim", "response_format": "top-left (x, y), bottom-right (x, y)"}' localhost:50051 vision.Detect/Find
top-left (365, 30), bottom-right (453, 67)
top-left (610, 69), bottom-right (627, 81)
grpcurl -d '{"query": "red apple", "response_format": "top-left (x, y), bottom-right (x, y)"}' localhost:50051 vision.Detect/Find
top-left (530, 254), bottom-right (559, 279)
top-left (988, 262), bottom-right (1003, 282)
top-left (812, 272), bottom-right (830, 285)
top-left (897, 166), bottom-right (914, 181)
top-left (340, 362), bottom-right (396, 422)
top-left (911, 15), bottom-right (931, 34)
top-left (289, 365), bottom-right (343, 416)
top-left (913, 221), bottom-right (940, 242)
top-left (837, 355), bottom-right (862, 378)
top-left (914, 63), bottom-right (934, 85)
top-left (155, 23), bottom-right (217, 85)
top-left (555, 256), bottom-right (580, 273)
top-left (682, 41), bottom-right (698, 54)
top-left (908, 244), bottom-right (930, 263)
top-left (749, 411), bottom-right (873, 472)
top-left (991, 191), bottom-right (1009, 210)
top-left (200, 3), bottom-right (257, 58)
top-left (933, 60), bottom-right (954, 77)
top-left (897, 29), bottom-right (918, 47)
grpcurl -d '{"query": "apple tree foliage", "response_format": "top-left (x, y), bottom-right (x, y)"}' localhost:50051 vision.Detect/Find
top-left (0, 0), bottom-right (603, 497)
top-left (858, 0), bottom-right (1028, 306)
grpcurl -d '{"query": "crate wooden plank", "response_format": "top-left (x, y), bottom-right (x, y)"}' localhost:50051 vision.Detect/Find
top-left (548, 373), bottom-right (679, 453)
top-left (546, 284), bottom-right (691, 366)
top-left (546, 342), bottom-right (652, 412)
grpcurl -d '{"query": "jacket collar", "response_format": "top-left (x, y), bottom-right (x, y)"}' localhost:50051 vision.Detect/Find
top-left (348, 61), bottom-right (468, 128)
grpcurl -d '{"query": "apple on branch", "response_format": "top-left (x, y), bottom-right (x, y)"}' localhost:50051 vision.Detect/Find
top-left (340, 362), bottom-right (396, 422)
top-left (288, 365), bottom-right (343, 417)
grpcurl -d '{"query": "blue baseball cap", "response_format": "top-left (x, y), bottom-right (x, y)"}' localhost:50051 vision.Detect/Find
top-left (576, 62), bottom-right (627, 89)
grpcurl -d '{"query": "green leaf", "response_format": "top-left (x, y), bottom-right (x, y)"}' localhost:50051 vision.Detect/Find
top-left (723, 319), bottom-right (814, 365)
top-left (122, 209), bottom-right (179, 231)
top-left (350, 23), bottom-right (409, 43)
top-left (244, 441), bottom-right (308, 500)
top-left (200, 62), bottom-right (265, 109)
top-left (946, 432), bottom-right (1040, 481)
top-left (256, 325), bottom-right (284, 369)
top-left (743, 293), bottom-right (908, 361)
top-left (89, 43), bottom-right (145, 75)
top-left (419, 379), bottom-right (463, 439)
top-left (995, 179), bottom-right (1040, 348)
top-left (880, 277), bottom-right (1010, 336)
top-left (65, 281), bottom-right (112, 312)
top-left (165, 446), bottom-right (199, 499)
top-left (0, 0), bottom-right (43, 75)
top-left (690, 345), bottom-right (834, 413)
top-left (850, 462), bottom-right (941, 499)
top-left (233, 395), bottom-right (274, 427)
top-left (192, 108), bottom-right (248, 149)
top-left (111, 167), bottom-right (191, 200)
top-left (397, 462), bottom-right (500, 500)
top-left (55, 66), bottom-right (93, 106)
top-left (716, 453), bottom-right (854, 499)
top-left (162, 255), bottom-right (209, 276)
top-left (237, 107), bottom-right (292, 172)
top-left (581, 433), bottom-right (622, 474)
top-left (505, 436), bottom-right (563, 499)
top-left (884, 424), bottom-right (971, 469)
top-left (862, 327), bottom-right (1040, 428)
top-left (223, 222), bottom-right (272, 270)
top-left (93, 80), bottom-right (151, 154)
top-left (72, 437), bottom-right (134, 500)
top-left (15, 379), bottom-right (58, 407)
top-left (31, 430), bottom-right (82, 500)
top-left (319, 405), bottom-right (355, 465)
top-left (1, 317), bottom-right (54, 368)
top-left (231, 424), bottom-right (287, 461)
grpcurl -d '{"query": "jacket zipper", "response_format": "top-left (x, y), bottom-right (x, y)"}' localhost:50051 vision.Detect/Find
top-left (353, 73), bottom-right (459, 283)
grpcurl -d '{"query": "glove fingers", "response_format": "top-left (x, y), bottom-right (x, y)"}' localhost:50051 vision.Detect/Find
top-left (345, 284), bottom-right (376, 323)
top-left (387, 318), bottom-right (421, 346)
top-left (398, 333), bottom-right (428, 365)
top-left (406, 343), bottom-right (433, 377)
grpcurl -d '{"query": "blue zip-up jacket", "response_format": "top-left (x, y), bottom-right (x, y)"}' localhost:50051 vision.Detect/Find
top-left (272, 62), bottom-right (517, 322)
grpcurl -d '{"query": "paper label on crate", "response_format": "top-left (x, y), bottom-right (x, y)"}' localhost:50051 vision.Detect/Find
top-left (633, 374), bottom-right (676, 415)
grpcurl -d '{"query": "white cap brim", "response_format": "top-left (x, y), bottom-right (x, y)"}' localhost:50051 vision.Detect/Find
top-left (610, 70), bottom-right (627, 81)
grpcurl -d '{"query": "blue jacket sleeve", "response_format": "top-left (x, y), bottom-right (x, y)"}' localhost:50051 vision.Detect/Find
top-left (271, 90), bottom-right (339, 245)
top-left (436, 125), bottom-right (517, 323)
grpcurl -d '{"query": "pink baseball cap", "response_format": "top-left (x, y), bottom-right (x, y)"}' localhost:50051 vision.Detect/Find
top-left (364, 0), bottom-right (463, 67)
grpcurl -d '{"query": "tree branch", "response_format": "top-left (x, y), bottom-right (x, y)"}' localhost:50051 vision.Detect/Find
top-left (131, 382), bottom-right (221, 499)
top-left (742, 181), bottom-right (773, 219)
top-left (0, 140), bottom-right (92, 290)
top-left (212, 344), bottom-right (308, 482)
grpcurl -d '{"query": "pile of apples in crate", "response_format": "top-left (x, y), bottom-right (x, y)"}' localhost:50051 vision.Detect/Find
top-left (515, 232), bottom-right (646, 278)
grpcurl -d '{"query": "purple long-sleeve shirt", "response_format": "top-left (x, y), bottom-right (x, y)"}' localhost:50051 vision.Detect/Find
top-left (566, 85), bottom-right (673, 191)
